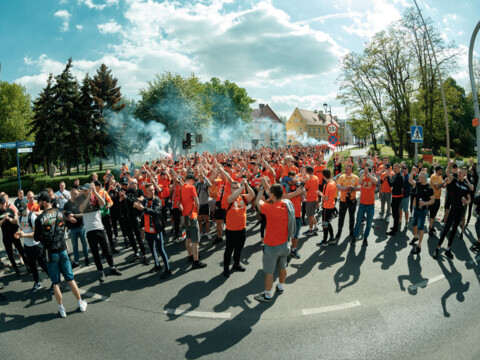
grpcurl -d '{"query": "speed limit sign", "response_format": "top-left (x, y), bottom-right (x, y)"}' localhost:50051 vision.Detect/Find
top-left (327, 123), bottom-right (338, 135)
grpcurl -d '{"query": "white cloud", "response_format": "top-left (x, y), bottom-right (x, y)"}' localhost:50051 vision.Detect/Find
top-left (54, 10), bottom-right (71, 32)
top-left (78, 0), bottom-right (118, 11)
top-left (76, 24), bottom-right (84, 30)
top-left (98, 20), bottom-right (121, 34)
top-left (342, 0), bottom-right (403, 38)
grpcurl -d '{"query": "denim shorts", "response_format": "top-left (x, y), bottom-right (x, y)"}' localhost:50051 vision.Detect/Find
top-left (412, 207), bottom-right (427, 231)
top-left (46, 249), bottom-right (74, 284)
top-left (293, 217), bottom-right (302, 239)
top-left (401, 197), bottom-right (409, 212)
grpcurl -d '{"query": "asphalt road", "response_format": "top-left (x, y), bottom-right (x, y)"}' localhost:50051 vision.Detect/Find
top-left (1, 198), bottom-right (480, 360)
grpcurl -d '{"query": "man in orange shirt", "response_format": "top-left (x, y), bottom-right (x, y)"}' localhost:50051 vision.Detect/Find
top-left (255, 178), bottom-right (290, 302)
top-left (318, 169), bottom-right (337, 246)
top-left (180, 174), bottom-right (206, 269)
top-left (303, 166), bottom-right (320, 236)
top-left (352, 166), bottom-right (378, 246)
top-left (377, 163), bottom-right (393, 220)
top-left (222, 178), bottom-right (255, 278)
top-left (26, 191), bottom-right (41, 215)
top-left (334, 164), bottom-right (359, 242)
top-left (282, 174), bottom-right (306, 259)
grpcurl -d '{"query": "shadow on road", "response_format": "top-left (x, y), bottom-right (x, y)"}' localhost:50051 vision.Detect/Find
top-left (437, 257), bottom-right (470, 318)
top-left (397, 253), bottom-right (427, 295)
top-left (373, 234), bottom-right (407, 270)
top-left (334, 244), bottom-right (366, 293)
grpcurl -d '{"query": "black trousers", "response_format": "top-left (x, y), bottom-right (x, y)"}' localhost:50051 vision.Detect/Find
top-left (391, 196), bottom-right (402, 231)
top-left (2, 234), bottom-right (25, 273)
top-left (438, 206), bottom-right (463, 248)
top-left (260, 214), bottom-right (267, 239)
top-left (110, 207), bottom-right (122, 238)
top-left (101, 215), bottom-right (114, 247)
top-left (171, 208), bottom-right (181, 237)
top-left (224, 229), bottom-right (246, 270)
top-left (322, 208), bottom-right (335, 241)
top-left (86, 230), bottom-right (114, 271)
top-left (336, 200), bottom-right (356, 237)
top-left (124, 216), bottom-right (146, 255)
top-left (24, 244), bottom-right (48, 283)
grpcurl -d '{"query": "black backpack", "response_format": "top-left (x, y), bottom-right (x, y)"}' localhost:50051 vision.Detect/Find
top-left (38, 210), bottom-right (66, 251)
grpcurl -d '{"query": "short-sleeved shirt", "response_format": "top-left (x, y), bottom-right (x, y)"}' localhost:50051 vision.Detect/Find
top-left (380, 171), bottom-right (393, 193)
top-left (322, 180), bottom-right (337, 209)
top-left (0, 208), bottom-right (18, 236)
top-left (360, 177), bottom-right (376, 205)
top-left (180, 184), bottom-right (198, 219)
top-left (337, 174), bottom-right (359, 202)
top-left (283, 186), bottom-right (302, 218)
top-left (450, 178), bottom-right (470, 209)
top-left (28, 201), bottom-right (40, 212)
top-left (19, 212), bottom-right (38, 247)
top-left (305, 174), bottom-right (320, 202)
top-left (260, 201), bottom-right (288, 246)
top-left (54, 190), bottom-right (71, 210)
top-left (313, 164), bottom-right (326, 184)
top-left (413, 181), bottom-right (434, 210)
top-left (225, 194), bottom-right (247, 231)
top-left (430, 173), bottom-right (443, 199)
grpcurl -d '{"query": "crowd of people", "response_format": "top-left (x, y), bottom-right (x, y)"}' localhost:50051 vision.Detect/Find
top-left (1, 144), bottom-right (480, 315)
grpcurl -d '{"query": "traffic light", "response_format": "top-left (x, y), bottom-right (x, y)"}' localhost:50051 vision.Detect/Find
top-left (186, 133), bottom-right (192, 148)
top-left (195, 134), bottom-right (202, 144)
top-left (182, 140), bottom-right (187, 150)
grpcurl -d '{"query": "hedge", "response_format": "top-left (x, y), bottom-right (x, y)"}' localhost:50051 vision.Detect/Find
top-left (0, 171), bottom-right (108, 196)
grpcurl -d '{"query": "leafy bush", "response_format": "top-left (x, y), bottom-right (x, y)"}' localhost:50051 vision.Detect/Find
top-left (439, 146), bottom-right (455, 158)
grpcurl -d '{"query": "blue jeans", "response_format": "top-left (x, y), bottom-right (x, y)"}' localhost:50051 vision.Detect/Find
top-left (412, 207), bottom-right (427, 231)
top-left (353, 204), bottom-right (375, 239)
top-left (69, 227), bottom-right (89, 263)
top-left (46, 249), bottom-right (74, 284)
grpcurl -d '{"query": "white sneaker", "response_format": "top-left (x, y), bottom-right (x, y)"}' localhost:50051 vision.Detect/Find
top-left (206, 233), bottom-right (212, 240)
top-left (79, 300), bottom-right (88, 312)
top-left (59, 306), bottom-right (67, 318)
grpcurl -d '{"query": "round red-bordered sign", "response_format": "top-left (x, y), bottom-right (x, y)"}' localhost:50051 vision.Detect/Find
top-left (327, 123), bottom-right (338, 135)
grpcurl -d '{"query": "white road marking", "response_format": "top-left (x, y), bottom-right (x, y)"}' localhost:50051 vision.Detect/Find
top-left (78, 288), bottom-right (110, 302)
top-left (302, 301), bottom-right (361, 315)
top-left (408, 274), bottom-right (445, 291)
top-left (163, 308), bottom-right (231, 319)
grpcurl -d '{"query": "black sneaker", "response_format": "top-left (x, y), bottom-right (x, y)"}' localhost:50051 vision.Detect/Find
top-left (328, 237), bottom-right (335, 245)
top-left (409, 237), bottom-right (418, 246)
top-left (85, 259), bottom-right (91, 267)
top-left (254, 293), bottom-right (272, 303)
top-left (232, 264), bottom-right (246, 272)
top-left (290, 248), bottom-right (300, 259)
top-left (472, 243), bottom-right (480, 251)
top-left (413, 246), bottom-right (421, 255)
top-left (142, 256), bottom-right (150, 265)
top-left (72, 262), bottom-right (80, 269)
top-left (459, 233), bottom-right (464, 241)
top-left (363, 239), bottom-right (368, 246)
top-left (303, 229), bottom-right (314, 236)
top-left (99, 271), bottom-right (106, 282)
top-left (110, 268), bottom-right (122, 276)
top-left (433, 248), bottom-right (440, 260)
top-left (149, 266), bottom-right (161, 274)
top-left (129, 254), bottom-right (140, 263)
top-left (110, 247), bottom-right (120, 254)
top-left (212, 237), bottom-right (223, 245)
top-left (276, 284), bottom-right (284, 294)
top-left (160, 269), bottom-right (172, 279)
top-left (222, 269), bottom-right (230, 278)
top-left (316, 241), bottom-right (325, 247)
top-left (192, 261), bottom-right (207, 269)
top-left (350, 237), bottom-right (357, 245)
top-left (187, 255), bottom-right (193, 263)
top-left (445, 249), bottom-right (454, 260)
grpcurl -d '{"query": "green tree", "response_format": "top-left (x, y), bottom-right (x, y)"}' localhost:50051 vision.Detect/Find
top-left (135, 72), bottom-right (212, 156)
top-left (90, 64), bottom-right (125, 170)
top-left (78, 74), bottom-right (95, 174)
top-left (0, 81), bottom-right (33, 177)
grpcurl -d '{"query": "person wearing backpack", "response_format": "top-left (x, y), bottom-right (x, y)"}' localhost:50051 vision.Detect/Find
top-left (14, 201), bottom-right (49, 292)
top-left (31, 191), bottom-right (87, 318)
top-left (221, 178), bottom-right (255, 278)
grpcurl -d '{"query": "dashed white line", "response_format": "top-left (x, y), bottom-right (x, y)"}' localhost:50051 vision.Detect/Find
top-left (302, 301), bottom-right (361, 315)
top-left (408, 274), bottom-right (445, 291)
top-left (78, 288), bottom-right (110, 302)
top-left (163, 308), bottom-right (231, 319)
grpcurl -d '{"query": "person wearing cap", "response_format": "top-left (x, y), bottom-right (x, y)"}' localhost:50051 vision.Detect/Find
top-left (14, 200), bottom-right (49, 292)
top-left (0, 195), bottom-right (25, 276)
top-left (180, 173), bottom-right (207, 269)
top-left (33, 191), bottom-right (87, 318)
top-left (428, 165), bottom-right (446, 236)
top-left (63, 187), bottom-right (90, 268)
top-left (78, 183), bottom-right (123, 282)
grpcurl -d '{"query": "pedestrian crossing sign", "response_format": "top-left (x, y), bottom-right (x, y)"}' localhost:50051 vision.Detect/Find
top-left (411, 125), bottom-right (423, 143)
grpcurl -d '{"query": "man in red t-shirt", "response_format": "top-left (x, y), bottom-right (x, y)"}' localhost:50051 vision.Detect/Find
top-left (180, 174), bottom-right (206, 269)
top-left (222, 178), bottom-right (255, 278)
top-left (352, 167), bottom-right (378, 246)
top-left (254, 178), bottom-right (290, 302)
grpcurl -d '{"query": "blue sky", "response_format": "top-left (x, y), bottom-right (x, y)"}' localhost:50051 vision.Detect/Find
top-left (1, 0), bottom-right (479, 119)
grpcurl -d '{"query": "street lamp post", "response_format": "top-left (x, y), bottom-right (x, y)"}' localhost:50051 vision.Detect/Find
top-left (468, 21), bottom-right (480, 188)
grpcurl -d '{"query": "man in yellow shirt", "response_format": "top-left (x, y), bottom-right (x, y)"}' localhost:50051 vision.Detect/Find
top-left (428, 165), bottom-right (446, 236)
top-left (334, 164), bottom-right (359, 242)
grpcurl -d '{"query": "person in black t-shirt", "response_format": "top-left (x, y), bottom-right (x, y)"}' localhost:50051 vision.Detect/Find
top-left (64, 187), bottom-right (90, 268)
top-left (434, 162), bottom-right (471, 260)
top-left (443, 164), bottom-right (458, 224)
top-left (0, 195), bottom-right (25, 276)
top-left (408, 171), bottom-right (435, 254)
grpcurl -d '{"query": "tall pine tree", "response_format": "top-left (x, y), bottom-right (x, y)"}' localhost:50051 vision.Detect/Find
top-left (90, 64), bottom-right (125, 170)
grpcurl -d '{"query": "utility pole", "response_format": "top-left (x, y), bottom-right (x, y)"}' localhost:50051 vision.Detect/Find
top-left (468, 21), bottom-right (480, 189)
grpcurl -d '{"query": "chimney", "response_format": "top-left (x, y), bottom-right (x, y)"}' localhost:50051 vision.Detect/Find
top-left (259, 104), bottom-right (265, 110)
